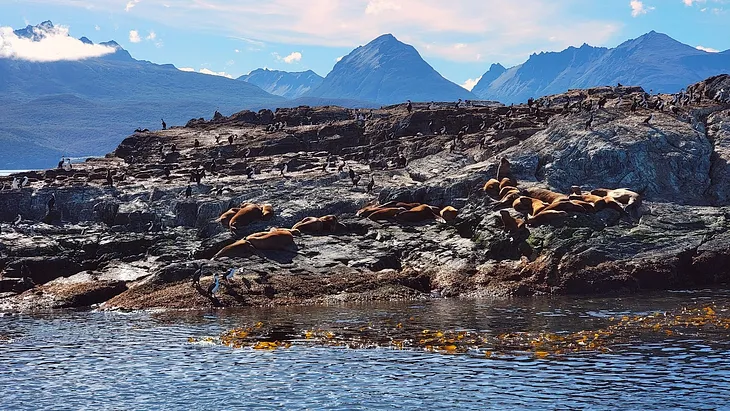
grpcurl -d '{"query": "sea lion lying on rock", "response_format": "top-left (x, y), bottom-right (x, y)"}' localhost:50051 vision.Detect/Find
top-left (483, 179), bottom-right (501, 199)
top-left (213, 228), bottom-right (298, 259)
top-left (395, 204), bottom-right (445, 223)
top-left (292, 215), bottom-right (345, 233)
top-left (215, 208), bottom-right (240, 226)
top-left (228, 203), bottom-right (274, 233)
top-left (440, 206), bottom-right (459, 222)
top-left (523, 187), bottom-right (569, 204)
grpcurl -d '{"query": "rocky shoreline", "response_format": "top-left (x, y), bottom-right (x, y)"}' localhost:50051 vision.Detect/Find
top-left (1, 75), bottom-right (729, 312)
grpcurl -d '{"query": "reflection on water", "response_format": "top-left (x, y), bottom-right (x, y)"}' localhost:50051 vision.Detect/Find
top-left (2, 290), bottom-right (730, 410)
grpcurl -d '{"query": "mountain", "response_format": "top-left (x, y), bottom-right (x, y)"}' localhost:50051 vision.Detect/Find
top-left (470, 63), bottom-right (506, 97)
top-left (305, 34), bottom-right (475, 104)
top-left (0, 21), bottom-right (286, 168)
top-left (472, 31), bottom-right (730, 104)
top-left (238, 68), bottom-right (323, 99)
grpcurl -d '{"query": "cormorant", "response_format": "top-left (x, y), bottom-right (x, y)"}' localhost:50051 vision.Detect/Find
top-left (192, 264), bottom-right (203, 286)
top-left (208, 273), bottom-right (220, 297)
top-left (367, 176), bottom-right (374, 193)
top-left (185, 185), bottom-right (192, 198)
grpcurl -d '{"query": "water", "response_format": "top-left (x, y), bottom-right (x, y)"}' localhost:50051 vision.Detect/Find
top-left (2, 290), bottom-right (730, 410)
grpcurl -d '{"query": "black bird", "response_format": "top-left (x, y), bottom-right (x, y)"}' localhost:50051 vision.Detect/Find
top-left (439, 125), bottom-right (447, 135)
top-left (244, 166), bottom-right (255, 179)
top-left (216, 186), bottom-right (224, 196)
top-left (192, 263), bottom-right (203, 286)
top-left (185, 185), bottom-right (192, 198)
top-left (194, 139), bottom-right (200, 148)
top-left (228, 135), bottom-right (234, 145)
top-left (367, 176), bottom-right (374, 193)
top-left (163, 167), bottom-right (170, 177)
top-left (57, 157), bottom-right (65, 169)
top-left (428, 121), bottom-right (435, 134)
top-left (584, 113), bottom-right (594, 131)
top-left (348, 168), bottom-right (356, 181)
top-left (170, 144), bottom-right (177, 152)
top-left (322, 162), bottom-right (328, 172)
top-left (106, 170), bottom-right (114, 187)
top-left (209, 161), bottom-right (216, 174)
top-left (207, 274), bottom-right (220, 297)
top-left (280, 163), bottom-right (288, 176)
top-left (642, 113), bottom-right (654, 125)
top-left (161, 119), bottom-right (167, 130)
top-left (47, 194), bottom-right (56, 211)
top-left (479, 121), bottom-right (487, 131)
top-left (630, 98), bottom-right (638, 112)
top-left (617, 82), bottom-right (623, 87)
top-left (455, 98), bottom-right (462, 109)
top-left (195, 170), bottom-right (204, 185)
top-left (406, 100), bottom-right (412, 114)
top-left (352, 174), bottom-right (361, 187)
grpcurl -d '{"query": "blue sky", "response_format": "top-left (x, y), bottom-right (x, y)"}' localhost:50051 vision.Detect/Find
top-left (1, 0), bottom-right (728, 89)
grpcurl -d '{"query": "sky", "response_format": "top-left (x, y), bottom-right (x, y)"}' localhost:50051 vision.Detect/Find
top-left (1, 0), bottom-right (729, 90)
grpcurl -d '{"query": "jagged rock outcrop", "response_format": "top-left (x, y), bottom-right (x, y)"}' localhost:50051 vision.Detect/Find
top-left (1, 76), bottom-right (729, 312)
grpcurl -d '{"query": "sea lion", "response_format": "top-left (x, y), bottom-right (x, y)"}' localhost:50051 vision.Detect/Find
top-left (367, 207), bottom-right (406, 221)
top-left (526, 210), bottom-right (568, 227)
top-left (229, 204), bottom-right (274, 233)
top-left (483, 179), bottom-right (501, 199)
top-left (213, 229), bottom-right (297, 259)
top-left (440, 206), bottom-right (458, 222)
top-left (512, 196), bottom-right (547, 216)
top-left (496, 157), bottom-right (512, 181)
top-left (377, 201), bottom-right (422, 210)
top-left (499, 177), bottom-right (517, 190)
top-left (292, 215), bottom-right (342, 233)
top-left (395, 204), bottom-right (444, 223)
top-left (541, 200), bottom-right (590, 214)
top-left (590, 188), bottom-right (641, 207)
top-left (499, 209), bottom-right (525, 233)
top-left (215, 208), bottom-right (240, 226)
top-left (523, 187), bottom-right (569, 204)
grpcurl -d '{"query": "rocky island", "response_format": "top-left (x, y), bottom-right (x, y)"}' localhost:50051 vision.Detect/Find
top-left (1, 75), bottom-right (729, 312)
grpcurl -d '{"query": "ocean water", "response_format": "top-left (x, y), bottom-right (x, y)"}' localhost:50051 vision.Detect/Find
top-left (1, 290), bottom-right (729, 410)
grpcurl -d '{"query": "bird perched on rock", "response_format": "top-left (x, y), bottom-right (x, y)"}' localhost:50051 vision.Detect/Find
top-left (106, 170), bottom-right (114, 187)
top-left (21, 176), bottom-right (29, 188)
top-left (185, 185), bottom-right (192, 198)
top-left (348, 167), bottom-right (356, 181)
top-left (161, 119), bottom-right (166, 130)
top-left (163, 167), bottom-right (170, 178)
top-left (208, 273), bottom-right (220, 297)
top-left (47, 194), bottom-right (56, 211)
top-left (244, 148), bottom-right (251, 159)
top-left (338, 161), bottom-right (346, 173)
top-left (584, 113), bottom-right (594, 131)
top-left (367, 176), bottom-right (375, 193)
top-left (245, 166), bottom-right (254, 179)
top-left (406, 100), bottom-right (412, 114)
top-left (11, 178), bottom-right (19, 190)
top-left (192, 264), bottom-right (203, 286)
top-left (439, 125), bottom-right (447, 135)
top-left (322, 162), bottom-right (328, 172)
top-left (280, 163), bottom-right (288, 176)
top-left (13, 214), bottom-right (21, 226)
top-left (57, 157), bottom-right (65, 169)
top-left (224, 268), bottom-right (237, 282)
top-left (194, 139), bottom-right (200, 148)
top-left (209, 161), bottom-right (216, 174)
top-left (228, 135), bottom-right (234, 145)
top-left (642, 113), bottom-right (654, 125)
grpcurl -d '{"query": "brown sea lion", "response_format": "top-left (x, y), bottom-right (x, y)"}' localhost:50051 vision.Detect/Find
top-left (526, 210), bottom-right (568, 227)
top-left (499, 177), bottom-right (517, 190)
top-left (512, 196), bottom-right (547, 216)
top-left (541, 200), bottom-right (590, 214)
top-left (496, 157), bottom-right (512, 181)
top-left (524, 187), bottom-right (569, 204)
top-left (356, 205), bottom-right (382, 217)
top-left (213, 229), bottom-right (298, 259)
top-left (216, 207), bottom-right (240, 226)
top-left (377, 201), bottom-right (422, 210)
top-left (590, 188), bottom-right (641, 206)
top-left (229, 204), bottom-right (274, 233)
top-left (440, 206), bottom-right (458, 222)
top-left (395, 204), bottom-right (443, 223)
top-left (483, 179), bottom-right (501, 199)
top-left (293, 215), bottom-right (342, 233)
top-left (368, 207), bottom-right (406, 221)
top-left (499, 209), bottom-right (525, 233)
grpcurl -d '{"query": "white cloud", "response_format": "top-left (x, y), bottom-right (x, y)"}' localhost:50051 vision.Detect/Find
top-left (234, 49), bottom-right (240, 53)
top-left (94, 25), bottom-right (101, 31)
top-left (200, 68), bottom-right (233, 78)
top-left (146, 30), bottom-right (156, 40)
top-left (0, 24), bottom-right (116, 62)
top-left (630, 0), bottom-right (654, 17)
top-left (129, 30), bottom-right (141, 43)
top-left (125, 0), bottom-right (140, 12)
top-left (365, 0), bottom-right (402, 14)
top-left (696, 45), bottom-right (720, 52)
top-left (178, 67), bottom-right (195, 72)
top-left (274, 51), bottom-right (302, 63)
top-left (461, 76), bottom-right (482, 91)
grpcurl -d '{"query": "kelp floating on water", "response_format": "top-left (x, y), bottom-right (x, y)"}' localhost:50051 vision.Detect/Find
top-left (188, 306), bottom-right (730, 359)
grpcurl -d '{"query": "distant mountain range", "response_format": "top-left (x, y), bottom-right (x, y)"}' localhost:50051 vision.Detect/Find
top-left (304, 34), bottom-right (475, 105)
top-left (238, 69), bottom-right (323, 99)
top-left (472, 31), bottom-right (730, 104)
top-left (2, 21), bottom-right (730, 168)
